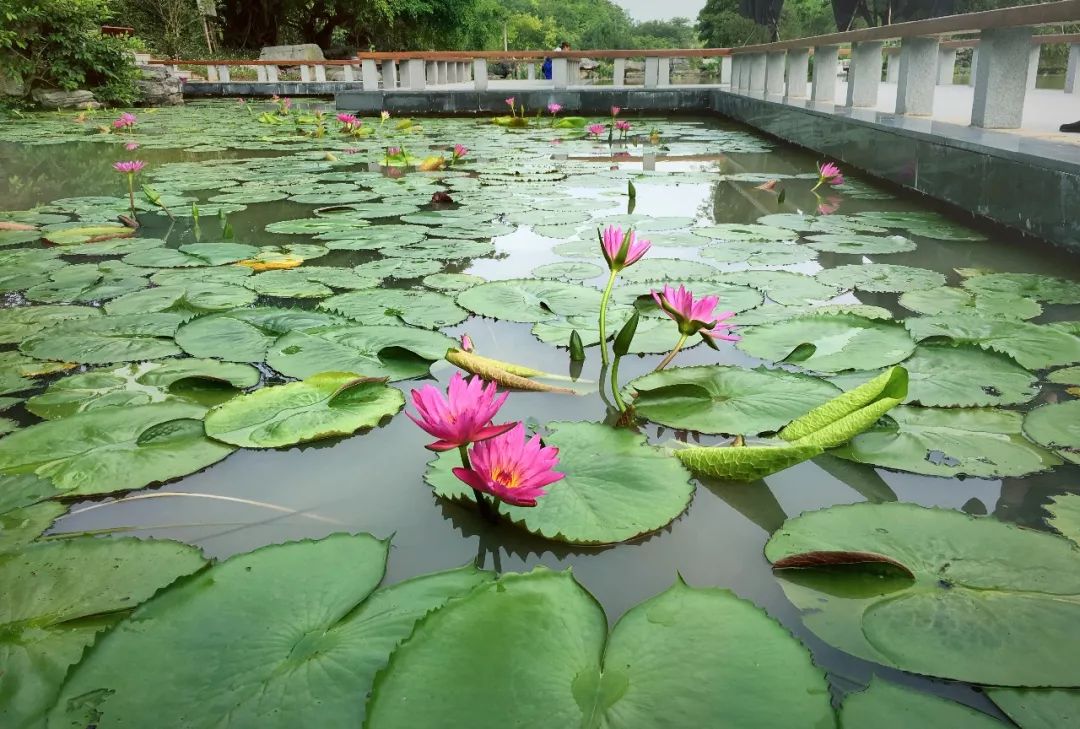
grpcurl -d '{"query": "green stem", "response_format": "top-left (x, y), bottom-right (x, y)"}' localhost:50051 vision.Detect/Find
top-left (810, 178), bottom-right (823, 192)
top-left (458, 444), bottom-right (495, 523)
top-left (655, 334), bottom-right (689, 372)
top-left (610, 355), bottom-right (627, 412)
top-left (598, 269), bottom-right (617, 365)
top-left (126, 174), bottom-right (136, 219)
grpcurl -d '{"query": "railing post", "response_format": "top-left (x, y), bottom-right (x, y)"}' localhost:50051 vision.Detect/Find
top-left (437, 61), bottom-right (448, 85)
top-left (426, 62), bottom-right (437, 85)
top-left (1027, 45), bottom-right (1041, 90)
top-left (968, 48), bottom-right (979, 86)
top-left (658, 57), bottom-right (671, 86)
top-left (885, 49), bottom-right (899, 82)
top-left (219, 65), bottom-right (231, 82)
top-left (206, 65), bottom-right (218, 82)
top-left (266, 65), bottom-right (279, 83)
top-left (786, 49), bottom-right (809, 97)
top-left (464, 61), bottom-right (473, 82)
top-left (553, 58), bottom-right (570, 88)
top-left (738, 55), bottom-right (751, 91)
top-left (256, 66), bottom-right (268, 82)
top-left (846, 41), bottom-right (883, 107)
top-left (405, 59), bottom-right (426, 90)
top-left (1067, 43), bottom-right (1079, 94)
top-left (527, 63), bottom-right (536, 81)
top-left (385, 60), bottom-right (399, 89)
top-left (936, 47), bottom-right (956, 84)
top-left (644, 57), bottom-right (659, 88)
top-left (971, 27), bottom-right (1033, 129)
top-left (300, 65), bottom-right (312, 83)
top-left (895, 37), bottom-right (939, 116)
top-left (343, 65), bottom-right (355, 82)
top-left (473, 58), bottom-right (488, 91)
top-left (613, 58), bottom-right (626, 86)
top-left (720, 55), bottom-right (732, 85)
top-left (362, 60), bottom-right (379, 90)
top-left (811, 45), bottom-right (838, 102)
top-left (765, 51), bottom-right (786, 95)
top-left (730, 56), bottom-right (741, 89)
top-left (749, 53), bottom-right (767, 92)
top-left (314, 64), bottom-right (326, 82)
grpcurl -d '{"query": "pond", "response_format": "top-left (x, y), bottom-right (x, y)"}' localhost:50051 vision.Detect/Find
top-left (1, 100), bottom-right (1079, 727)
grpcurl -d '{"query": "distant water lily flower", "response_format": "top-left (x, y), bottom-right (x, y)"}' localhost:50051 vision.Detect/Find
top-left (406, 372), bottom-right (514, 452)
top-left (124, 141), bottom-right (140, 151)
top-left (652, 284), bottom-right (739, 370)
top-left (386, 146), bottom-right (402, 157)
top-left (547, 102), bottom-right (562, 115)
top-left (596, 225), bottom-right (651, 365)
top-left (112, 112), bottom-right (136, 130)
top-left (615, 119), bottom-right (631, 138)
top-left (813, 161), bottom-right (844, 190)
top-left (611, 105), bottom-right (621, 117)
top-left (587, 123), bottom-right (605, 138)
top-left (113, 160), bottom-right (146, 218)
top-left (505, 97), bottom-right (515, 108)
top-left (452, 143), bottom-right (468, 160)
top-left (452, 423), bottom-right (564, 507)
top-left (336, 112), bottom-right (360, 129)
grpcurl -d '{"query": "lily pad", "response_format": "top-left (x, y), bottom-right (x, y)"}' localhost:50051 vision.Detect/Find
top-left (457, 279), bottom-right (603, 323)
top-left (0, 537), bottom-right (205, 729)
top-left (531, 261), bottom-right (605, 280)
top-left (20, 313), bottom-right (185, 364)
top-left (614, 258), bottom-right (719, 284)
top-left (899, 286), bottom-right (1042, 320)
top-left (175, 308), bottom-right (343, 362)
top-left (0, 474), bottom-right (65, 552)
top-left (691, 224), bottom-right (797, 241)
top-left (24, 262), bottom-right (151, 304)
top-left (732, 303), bottom-right (893, 325)
top-left (205, 372), bottom-right (403, 448)
top-left (629, 365), bottom-right (840, 435)
top-left (49, 535), bottom-right (492, 729)
top-left (905, 315), bottom-right (1080, 370)
top-left (1048, 367), bottom-right (1080, 386)
top-left (0, 305), bottom-right (100, 344)
top-left (365, 570), bottom-right (834, 728)
top-left (841, 680), bottom-right (1004, 728)
top-left (383, 238), bottom-right (494, 261)
top-left (766, 501), bottom-right (1080, 685)
top-left (1023, 400), bottom-right (1080, 453)
top-left (427, 421), bottom-right (693, 544)
top-left (988, 688), bottom-right (1080, 729)
top-left (353, 257), bottom-right (442, 279)
top-left (267, 325), bottom-right (455, 381)
top-left (962, 273), bottom-right (1080, 305)
top-left (122, 242), bottom-right (259, 268)
top-left (714, 270), bottom-right (841, 305)
top-left (805, 233), bottom-right (916, 255)
top-left (422, 272), bottom-right (485, 291)
top-left (104, 282), bottom-right (257, 317)
top-left (736, 314), bottom-right (916, 373)
top-left (700, 239), bottom-right (816, 266)
top-left (816, 264), bottom-right (946, 293)
top-left (832, 406), bottom-right (1060, 478)
top-left (320, 289), bottom-right (467, 329)
top-left (42, 223), bottom-right (134, 246)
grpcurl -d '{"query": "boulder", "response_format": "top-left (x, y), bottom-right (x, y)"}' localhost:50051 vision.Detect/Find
top-left (259, 44), bottom-right (324, 62)
top-left (626, 60), bottom-right (645, 72)
top-left (31, 88), bottom-right (101, 110)
top-left (0, 65), bottom-right (24, 96)
top-left (135, 64), bottom-right (183, 106)
top-left (578, 57), bottom-right (599, 70)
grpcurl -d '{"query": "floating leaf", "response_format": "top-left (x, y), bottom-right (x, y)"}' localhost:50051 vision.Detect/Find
top-left (353, 257), bottom-right (442, 279)
top-left (42, 223), bottom-right (134, 246)
top-left (268, 325), bottom-right (454, 381)
top-left (0, 537), bottom-right (205, 729)
top-left (122, 242), bottom-right (259, 268)
top-left (674, 442), bottom-right (824, 481)
top-left (104, 282), bottom-right (256, 317)
top-left (1048, 366), bottom-right (1080, 386)
top-left (714, 270), bottom-right (841, 305)
top-left (20, 313), bottom-right (185, 364)
top-left (732, 303), bottom-right (892, 325)
top-left (962, 272), bottom-right (1080, 305)
top-left (629, 365), bottom-right (840, 435)
top-left (445, 349), bottom-right (576, 394)
top-left (457, 279), bottom-right (603, 323)
top-left (1023, 400), bottom-right (1080, 453)
top-left (736, 315), bottom-right (916, 373)
top-left (988, 688), bottom-right (1080, 729)
top-left (366, 570), bottom-right (833, 728)
top-left (175, 307), bottom-right (343, 362)
top-left (899, 286), bottom-right (1042, 320)
top-left (50, 535), bottom-right (491, 729)
top-left (0, 305), bottom-right (100, 344)
top-left (766, 502), bottom-right (1080, 685)
top-left (700, 239), bottom-right (816, 266)
top-left (841, 679), bottom-right (1004, 728)
top-left (427, 421), bottom-right (693, 544)
top-left (613, 257), bottom-right (719, 284)
top-left (691, 223), bottom-right (797, 241)
top-left (832, 406), bottom-right (1060, 478)
top-left (0, 475), bottom-right (65, 552)
top-left (25, 262), bottom-right (151, 304)
top-left (531, 261), bottom-right (605, 280)
top-left (1047, 493), bottom-right (1080, 546)
top-left (0, 402), bottom-right (235, 495)
top-left (816, 264), bottom-right (946, 293)
top-left (905, 315), bottom-right (1080, 370)
top-left (805, 233), bottom-right (916, 255)
top-left (320, 289), bottom-right (467, 329)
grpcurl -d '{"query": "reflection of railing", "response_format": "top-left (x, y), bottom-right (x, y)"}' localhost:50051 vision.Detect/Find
top-left (729, 0), bottom-right (1079, 128)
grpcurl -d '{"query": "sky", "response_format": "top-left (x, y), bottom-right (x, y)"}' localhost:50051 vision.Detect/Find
top-left (616, 0), bottom-right (707, 21)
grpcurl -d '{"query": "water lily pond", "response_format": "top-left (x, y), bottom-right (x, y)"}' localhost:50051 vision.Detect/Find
top-left (2, 100), bottom-right (1080, 727)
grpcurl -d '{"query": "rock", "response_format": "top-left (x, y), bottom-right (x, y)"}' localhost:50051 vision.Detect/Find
top-left (259, 44), bottom-right (325, 62)
top-left (578, 57), bottom-right (599, 70)
top-left (0, 68), bottom-right (24, 96)
top-left (31, 88), bottom-right (101, 110)
top-left (135, 64), bottom-right (183, 106)
top-left (626, 60), bottom-right (645, 72)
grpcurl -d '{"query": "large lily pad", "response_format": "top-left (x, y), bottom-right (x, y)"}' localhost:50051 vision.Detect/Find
top-left (320, 289), bottom-right (468, 329)
top-left (104, 282), bottom-right (257, 317)
top-left (353, 257), bottom-right (442, 280)
top-left (267, 325), bottom-right (454, 381)
top-left (0, 401), bottom-right (235, 495)
top-left (988, 688), bottom-right (1080, 729)
top-left (366, 570), bottom-right (834, 728)
top-left (816, 263), bottom-right (946, 293)
top-left (427, 421), bottom-right (694, 544)
top-left (24, 262), bottom-right (151, 304)
top-left (613, 258), bottom-right (719, 284)
top-left (1047, 493), bottom-right (1080, 545)
top-left (805, 233), bottom-right (916, 255)
top-left (0, 305), bottom-right (100, 344)
top-left (175, 307), bottom-right (343, 362)
top-left (122, 242), bottom-right (259, 268)
top-left (962, 272), bottom-right (1080, 305)
top-left (700, 239), bottom-right (816, 266)
top-left (49, 535), bottom-right (492, 729)
top-left (205, 372), bottom-right (404, 448)
top-left (0, 537), bottom-right (205, 729)
top-left (736, 314), bottom-right (916, 373)
top-left (1023, 400), bottom-right (1080, 453)
top-left (841, 680), bottom-right (1004, 728)
top-left (19, 313), bottom-right (185, 364)
top-left (457, 279), bottom-right (604, 323)
top-left (905, 315), bottom-right (1080, 370)
top-left (691, 223), bottom-right (797, 241)
top-left (25, 359), bottom-right (260, 420)
top-left (628, 366), bottom-right (840, 435)
top-left (0, 474), bottom-right (65, 553)
top-left (766, 502), bottom-right (1080, 686)
top-left (714, 270), bottom-right (841, 305)
top-left (899, 286), bottom-right (1042, 320)
top-left (832, 406), bottom-right (1060, 478)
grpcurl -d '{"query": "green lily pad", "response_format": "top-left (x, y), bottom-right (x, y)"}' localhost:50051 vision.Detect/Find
top-left (832, 406), bottom-right (1060, 478)
top-left (0, 537), bottom-right (206, 729)
top-left (732, 303), bottom-right (893, 325)
top-left (422, 272), bottom-right (485, 291)
top-left (0, 305), bottom-right (101, 344)
top-left (736, 314), bottom-right (916, 373)
top-left (42, 223), bottom-right (134, 246)
top-left (805, 233), bottom-right (916, 255)
top-left (245, 268), bottom-right (380, 299)
top-left (457, 279), bottom-right (603, 323)
top-left (122, 242), bottom-right (259, 268)
top-left (531, 261), bottom-right (605, 280)
top-left (629, 365), bottom-right (840, 435)
top-left (899, 286), bottom-right (1042, 320)
top-left (1048, 367), bottom-right (1080, 386)
top-left (841, 680), bottom-right (1004, 728)
top-left (673, 442), bottom-right (825, 482)
top-left (366, 570), bottom-right (833, 728)
top-left (0, 475), bottom-right (66, 553)
top-left (962, 273), bottom-right (1080, 305)
top-left (1023, 400), bottom-right (1080, 453)
top-left (104, 282), bottom-right (257, 317)
top-left (427, 421), bottom-right (693, 544)
top-left (384, 238), bottom-right (494, 261)
top-left (19, 313), bottom-right (185, 364)
top-left (26, 359), bottom-right (260, 419)
top-left (700, 239), bottom-right (816, 266)
top-left (714, 270), bottom-right (841, 305)
top-left (320, 289), bottom-right (467, 329)
top-left (614, 258), bottom-right (719, 284)
top-left (766, 502), bottom-right (1080, 685)
top-left (205, 372), bottom-right (403, 448)
top-left (267, 325), bottom-right (455, 381)
top-left (317, 224), bottom-right (427, 247)
top-left (905, 315), bottom-right (1080, 370)
top-left (619, 279), bottom-right (765, 316)
top-left (49, 535), bottom-right (492, 729)
top-left (152, 265), bottom-right (253, 287)
top-left (988, 688), bottom-right (1080, 729)
top-left (756, 213), bottom-right (887, 234)
top-left (60, 236), bottom-right (166, 257)
top-left (1047, 493), bottom-right (1080, 546)
top-left (691, 224), bottom-right (797, 241)
top-left (816, 264), bottom-right (946, 293)
top-left (175, 308), bottom-right (343, 362)
top-left (24, 262), bottom-right (151, 304)
top-left (353, 258), bottom-right (442, 280)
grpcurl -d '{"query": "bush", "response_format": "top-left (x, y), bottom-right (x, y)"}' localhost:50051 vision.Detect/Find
top-left (0, 0), bottom-right (142, 105)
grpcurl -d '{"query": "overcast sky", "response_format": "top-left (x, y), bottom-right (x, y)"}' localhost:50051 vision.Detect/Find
top-left (617, 0), bottom-right (707, 21)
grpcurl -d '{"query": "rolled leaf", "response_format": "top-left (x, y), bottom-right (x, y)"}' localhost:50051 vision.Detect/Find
top-left (569, 330), bottom-right (586, 361)
top-left (446, 349), bottom-right (577, 394)
top-left (779, 366), bottom-right (907, 447)
top-left (673, 442), bottom-right (823, 482)
top-left (612, 312), bottom-right (639, 357)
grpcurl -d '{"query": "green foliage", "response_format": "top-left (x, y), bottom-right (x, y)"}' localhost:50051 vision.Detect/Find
top-left (1, 0), bottom-right (141, 104)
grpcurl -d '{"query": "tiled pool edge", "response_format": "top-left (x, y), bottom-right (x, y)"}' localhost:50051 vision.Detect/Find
top-left (344, 85), bottom-right (1080, 252)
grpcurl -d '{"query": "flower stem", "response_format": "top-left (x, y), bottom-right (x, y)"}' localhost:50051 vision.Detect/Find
top-left (598, 269), bottom-right (617, 366)
top-left (458, 444), bottom-right (495, 523)
top-left (126, 174), bottom-right (136, 218)
top-left (610, 355), bottom-right (627, 412)
top-left (811, 178), bottom-right (823, 192)
top-left (655, 334), bottom-right (689, 372)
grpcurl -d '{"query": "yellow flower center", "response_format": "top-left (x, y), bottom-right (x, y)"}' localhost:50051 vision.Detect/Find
top-left (491, 465), bottom-right (520, 489)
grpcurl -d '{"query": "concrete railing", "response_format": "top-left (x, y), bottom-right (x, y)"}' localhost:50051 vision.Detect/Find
top-left (728, 0), bottom-right (1079, 128)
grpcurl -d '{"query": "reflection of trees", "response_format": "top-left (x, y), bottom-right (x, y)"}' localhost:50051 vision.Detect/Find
top-left (994, 471), bottom-right (1079, 532)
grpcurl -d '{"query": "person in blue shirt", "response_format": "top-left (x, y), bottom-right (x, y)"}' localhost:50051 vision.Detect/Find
top-left (543, 42), bottom-right (571, 80)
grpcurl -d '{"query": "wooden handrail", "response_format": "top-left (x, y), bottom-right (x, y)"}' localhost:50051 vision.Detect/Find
top-left (353, 48), bottom-right (731, 61)
top-left (731, 0), bottom-right (1080, 53)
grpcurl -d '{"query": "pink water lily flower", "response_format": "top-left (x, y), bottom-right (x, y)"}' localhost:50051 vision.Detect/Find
top-left (587, 123), bottom-right (605, 138)
top-left (611, 105), bottom-right (621, 117)
top-left (112, 112), bottom-right (136, 129)
top-left (112, 160), bottom-right (146, 174)
top-left (652, 284), bottom-right (739, 342)
top-left (452, 423), bottom-right (564, 507)
top-left (615, 120), bottom-right (631, 132)
top-left (386, 146), bottom-right (402, 157)
top-left (547, 102), bottom-right (563, 114)
top-left (336, 112), bottom-right (360, 127)
top-left (381, 110), bottom-right (390, 121)
top-left (407, 372), bottom-right (514, 452)
top-left (814, 161), bottom-right (844, 190)
top-left (505, 97), bottom-right (515, 108)
top-left (124, 141), bottom-right (140, 151)
top-left (453, 143), bottom-right (468, 159)
top-left (600, 224), bottom-right (650, 273)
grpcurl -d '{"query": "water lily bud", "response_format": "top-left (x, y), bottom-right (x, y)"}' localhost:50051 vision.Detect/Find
top-left (613, 312), bottom-right (639, 357)
top-left (569, 330), bottom-right (586, 361)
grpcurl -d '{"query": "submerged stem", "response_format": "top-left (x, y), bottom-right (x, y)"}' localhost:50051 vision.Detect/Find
top-left (458, 444), bottom-right (495, 523)
top-left (610, 355), bottom-right (627, 413)
top-left (598, 269), bottom-right (617, 366)
top-left (655, 334), bottom-right (689, 372)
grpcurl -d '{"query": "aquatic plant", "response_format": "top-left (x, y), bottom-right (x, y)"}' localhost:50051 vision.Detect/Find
top-left (813, 161), bottom-right (844, 190)
top-left (587, 123), bottom-right (605, 138)
top-left (611, 105), bottom-right (621, 118)
top-left (406, 372), bottom-right (514, 452)
top-left (380, 110), bottom-right (390, 123)
top-left (452, 423), bottom-right (564, 507)
top-left (597, 225), bottom-right (651, 365)
top-left (112, 112), bottom-right (136, 131)
top-left (112, 160), bottom-right (145, 218)
top-left (336, 113), bottom-right (361, 132)
top-left (651, 284), bottom-right (739, 370)
top-left (615, 120), bottom-right (631, 139)
top-left (450, 144), bottom-right (468, 165)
